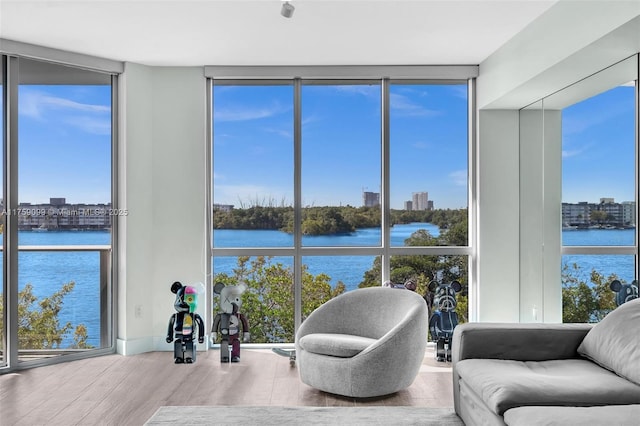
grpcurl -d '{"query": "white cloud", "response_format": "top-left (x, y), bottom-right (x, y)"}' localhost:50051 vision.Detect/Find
top-left (19, 90), bottom-right (111, 135)
top-left (214, 102), bottom-right (288, 122)
top-left (562, 141), bottom-right (592, 158)
top-left (449, 170), bottom-right (467, 186)
top-left (390, 93), bottom-right (441, 117)
top-left (19, 90), bottom-right (110, 119)
top-left (64, 116), bottom-right (111, 135)
top-left (334, 85), bottom-right (379, 97)
top-left (412, 141), bottom-right (429, 150)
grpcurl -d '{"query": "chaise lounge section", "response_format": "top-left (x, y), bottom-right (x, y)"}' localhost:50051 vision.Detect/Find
top-left (452, 298), bottom-right (640, 425)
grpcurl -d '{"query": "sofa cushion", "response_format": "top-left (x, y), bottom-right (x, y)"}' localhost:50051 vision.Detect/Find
top-left (577, 298), bottom-right (640, 386)
top-left (456, 358), bottom-right (640, 416)
top-left (298, 333), bottom-right (377, 358)
top-left (504, 405), bottom-right (640, 426)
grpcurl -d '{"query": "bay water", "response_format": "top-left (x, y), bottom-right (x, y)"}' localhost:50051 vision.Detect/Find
top-left (1, 224), bottom-right (635, 347)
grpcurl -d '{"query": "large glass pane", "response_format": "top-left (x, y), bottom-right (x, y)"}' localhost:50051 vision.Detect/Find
top-left (16, 58), bottom-right (112, 361)
top-left (390, 83), bottom-right (468, 247)
top-left (213, 256), bottom-right (293, 343)
top-left (212, 84), bottom-right (294, 248)
top-left (301, 82), bottom-right (381, 247)
top-left (301, 255), bottom-right (374, 316)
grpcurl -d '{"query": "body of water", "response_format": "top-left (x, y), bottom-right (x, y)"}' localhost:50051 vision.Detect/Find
top-left (1, 224), bottom-right (635, 347)
top-left (0, 231), bottom-right (110, 348)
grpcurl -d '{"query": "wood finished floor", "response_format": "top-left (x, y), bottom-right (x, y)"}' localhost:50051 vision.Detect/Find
top-left (0, 346), bottom-right (454, 425)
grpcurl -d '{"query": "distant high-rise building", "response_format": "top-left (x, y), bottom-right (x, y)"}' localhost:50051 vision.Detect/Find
top-left (412, 192), bottom-right (429, 211)
top-left (427, 200), bottom-right (434, 210)
top-left (404, 200), bottom-right (413, 211)
top-left (363, 191), bottom-right (380, 207)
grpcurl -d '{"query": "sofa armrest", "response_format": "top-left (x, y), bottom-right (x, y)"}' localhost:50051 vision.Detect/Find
top-left (452, 322), bottom-right (593, 363)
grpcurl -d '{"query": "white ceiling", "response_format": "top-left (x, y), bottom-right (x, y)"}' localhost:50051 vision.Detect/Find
top-left (0, 0), bottom-right (558, 67)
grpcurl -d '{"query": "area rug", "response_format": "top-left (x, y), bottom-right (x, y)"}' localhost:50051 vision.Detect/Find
top-left (145, 405), bottom-right (464, 425)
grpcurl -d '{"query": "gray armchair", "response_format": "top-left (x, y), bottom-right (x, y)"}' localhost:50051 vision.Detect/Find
top-left (295, 287), bottom-right (428, 398)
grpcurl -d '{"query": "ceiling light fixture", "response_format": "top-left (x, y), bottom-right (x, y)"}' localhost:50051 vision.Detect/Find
top-left (281, 1), bottom-right (295, 18)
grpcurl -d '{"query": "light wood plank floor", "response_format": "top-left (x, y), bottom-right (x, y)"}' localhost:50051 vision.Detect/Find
top-left (0, 346), bottom-right (454, 425)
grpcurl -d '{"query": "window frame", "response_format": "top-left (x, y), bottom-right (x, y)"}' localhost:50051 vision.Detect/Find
top-left (210, 68), bottom-right (477, 336)
top-left (0, 43), bottom-right (121, 371)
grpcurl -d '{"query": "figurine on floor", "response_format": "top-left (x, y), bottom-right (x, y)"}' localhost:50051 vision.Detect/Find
top-left (610, 279), bottom-right (639, 306)
top-left (211, 281), bottom-right (250, 363)
top-left (428, 280), bottom-right (462, 362)
top-left (166, 281), bottom-right (205, 364)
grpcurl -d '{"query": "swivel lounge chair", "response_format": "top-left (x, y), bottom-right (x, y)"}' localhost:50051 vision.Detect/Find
top-left (295, 286), bottom-right (428, 398)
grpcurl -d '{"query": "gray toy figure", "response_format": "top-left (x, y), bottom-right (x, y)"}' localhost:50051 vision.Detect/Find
top-left (211, 282), bottom-right (250, 362)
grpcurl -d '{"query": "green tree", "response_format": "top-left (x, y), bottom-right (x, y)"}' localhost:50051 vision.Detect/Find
top-left (358, 227), bottom-right (469, 325)
top-left (0, 281), bottom-right (91, 349)
top-left (214, 256), bottom-right (345, 343)
top-left (562, 262), bottom-right (617, 322)
top-left (589, 210), bottom-right (607, 225)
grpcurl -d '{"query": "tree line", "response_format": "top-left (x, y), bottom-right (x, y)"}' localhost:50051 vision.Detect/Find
top-left (214, 205), bottom-right (467, 236)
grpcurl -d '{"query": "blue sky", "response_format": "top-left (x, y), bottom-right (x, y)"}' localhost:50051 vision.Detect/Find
top-left (213, 83), bottom-right (469, 210)
top-left (5, 80), bottom-right (636, 209)
top-left (16, 85), bottom-right (112, 205)
top-left (561, 85), bottom-right (636, 204)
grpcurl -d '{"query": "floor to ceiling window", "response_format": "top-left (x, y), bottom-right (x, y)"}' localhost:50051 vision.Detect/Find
top-left (1, 53), bottom-right (119, 369)
top-left (211, 68), bottom-right (474, 343)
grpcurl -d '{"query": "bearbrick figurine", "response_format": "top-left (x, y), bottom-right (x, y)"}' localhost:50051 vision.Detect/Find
top-left (610, 279), bottom-right (639, 306)
top-left (166, 281), bottom-right (205, 364)
top-left (428, 280), bottom-right (462, 362)
top-left (211, 281), bottom-right (250, 363)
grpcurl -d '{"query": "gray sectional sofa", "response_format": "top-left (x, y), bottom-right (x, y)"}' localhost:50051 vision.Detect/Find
top-left (452, 298), bottom-right (640, 425)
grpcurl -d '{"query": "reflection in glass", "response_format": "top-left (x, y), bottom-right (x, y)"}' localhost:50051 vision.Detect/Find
top-left (561, 84), bottom-right (636, 242)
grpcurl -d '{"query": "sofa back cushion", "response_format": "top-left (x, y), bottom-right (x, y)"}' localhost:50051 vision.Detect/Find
top-left (577, 297), bottom-right (640, 385)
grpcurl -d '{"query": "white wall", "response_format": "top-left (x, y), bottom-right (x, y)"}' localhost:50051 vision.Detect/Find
top-left (118, 65), bottom-right (207, 355)
top-left (476, 110), bottom-right (520, 322)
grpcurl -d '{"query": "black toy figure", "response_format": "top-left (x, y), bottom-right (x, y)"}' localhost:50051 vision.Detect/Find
top-left (166, 281), bottom-right (205, 364)
top-left (610, 279), bottom-right (639, 306)
top-left (428, 280), bottom-right (462, 362)
top-left (211, 282), bottom-right (250, 363)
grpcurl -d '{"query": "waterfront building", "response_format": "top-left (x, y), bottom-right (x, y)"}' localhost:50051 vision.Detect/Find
top-left (17, 198), bottom-right (112, 230)
top-left (562, 199), bottom-right (636, 228)
top-left (404, 200), bottom-right (413, 211)
top-left (362, 191), bottom-right (380, 207)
